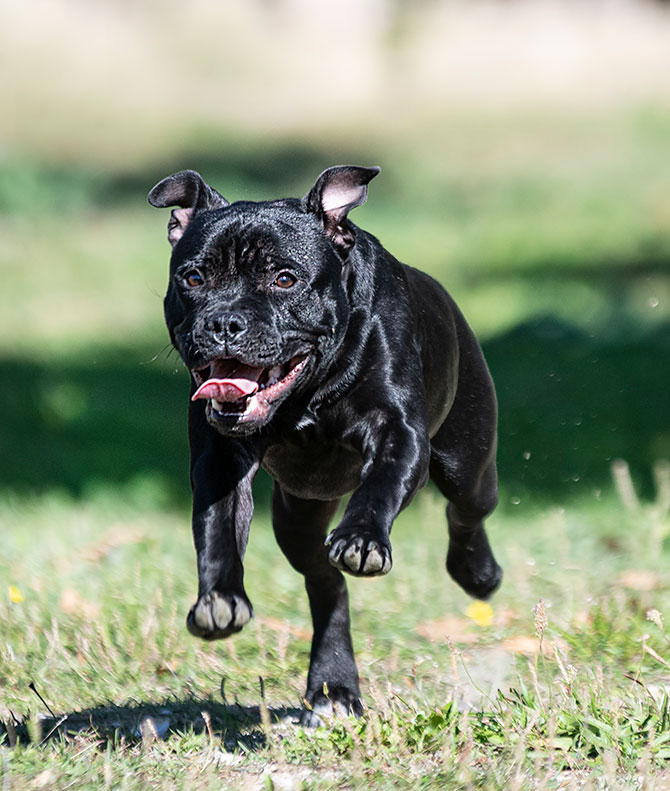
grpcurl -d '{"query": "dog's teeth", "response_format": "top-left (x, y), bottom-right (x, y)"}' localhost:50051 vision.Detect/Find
top-left (267, 366), bottom-right (282, 385)
top-left (212, 398), bottom-right (223, 411)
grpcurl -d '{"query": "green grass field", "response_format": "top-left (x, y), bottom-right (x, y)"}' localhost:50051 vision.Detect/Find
top-left (1, 115), bottom-right (670, 789)
top-left (2, 484), bottom-right (670, 789)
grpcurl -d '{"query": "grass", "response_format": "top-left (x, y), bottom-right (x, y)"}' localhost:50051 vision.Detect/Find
top-left (1, 469), bottom-right (670, 789)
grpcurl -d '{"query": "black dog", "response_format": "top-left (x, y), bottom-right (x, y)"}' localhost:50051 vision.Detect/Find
top-left (148, 165), bottom-right (501, 725)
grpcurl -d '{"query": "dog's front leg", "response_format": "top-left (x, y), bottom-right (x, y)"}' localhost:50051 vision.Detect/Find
top-left (186, 405), bottom-right (259, 640)
top-left (327, 416), bottom-right (430, 576)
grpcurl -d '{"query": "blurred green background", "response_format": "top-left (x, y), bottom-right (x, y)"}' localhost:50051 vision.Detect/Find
top-left (1, 0), bottom-right (669, 513)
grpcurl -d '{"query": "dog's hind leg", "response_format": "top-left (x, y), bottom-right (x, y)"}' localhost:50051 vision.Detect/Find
top-left (431, 451), bottom-right (502, 600)
top-left (272, 485), bottom-right (362, 726)
top-left (429, 332), bottom-right (502, 600)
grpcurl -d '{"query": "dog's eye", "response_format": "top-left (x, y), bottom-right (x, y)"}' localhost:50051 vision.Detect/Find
top-left (275, 272), bottom-right (296, 289)
top-left (184, 270), bottom-right (204, 288)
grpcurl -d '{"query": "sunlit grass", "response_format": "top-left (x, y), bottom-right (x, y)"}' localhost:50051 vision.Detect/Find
top-left (1, 471), bottom-right (669, 788)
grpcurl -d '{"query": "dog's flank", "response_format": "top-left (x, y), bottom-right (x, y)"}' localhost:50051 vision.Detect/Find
top-left (149, 164), bottom-right (501, 725)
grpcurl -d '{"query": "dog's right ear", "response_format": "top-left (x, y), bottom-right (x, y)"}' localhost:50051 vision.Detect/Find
top-left (148, 170), bottom-right (229, 247)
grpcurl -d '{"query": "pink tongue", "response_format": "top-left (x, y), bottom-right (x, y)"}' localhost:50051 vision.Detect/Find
top-left (192, 378), bottom-right (259, 402)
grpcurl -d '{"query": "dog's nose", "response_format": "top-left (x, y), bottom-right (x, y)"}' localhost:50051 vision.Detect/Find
top-left (209, 313), bottom-right (247, 339)
top-left (225, 313), bottom-right (247, 338)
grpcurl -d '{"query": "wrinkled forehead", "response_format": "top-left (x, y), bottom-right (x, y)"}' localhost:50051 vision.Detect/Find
top-left (188, 199), bottom-right (328, 267)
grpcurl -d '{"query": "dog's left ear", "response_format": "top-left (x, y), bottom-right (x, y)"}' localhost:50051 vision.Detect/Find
top-left (148, 170), bottom-right (229, 247)
top-left (304, 165), bottom-right (380, 258)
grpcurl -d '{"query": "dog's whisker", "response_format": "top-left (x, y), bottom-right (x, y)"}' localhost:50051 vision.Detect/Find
top-left (138, 344), bottom-right (177, 366)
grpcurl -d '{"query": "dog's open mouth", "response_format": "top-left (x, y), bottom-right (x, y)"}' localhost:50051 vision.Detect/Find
top-left (191, 355), bottom-right (308, 421)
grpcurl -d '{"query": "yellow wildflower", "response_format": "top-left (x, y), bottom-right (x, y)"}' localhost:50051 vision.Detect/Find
top-left (465, 600), bottom-right (494, 627)
top-left (8, 585), bottom-right (24, 603)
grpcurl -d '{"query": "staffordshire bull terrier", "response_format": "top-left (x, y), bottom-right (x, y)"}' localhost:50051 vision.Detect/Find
top-left (148, 165), bottom-right (502, 725)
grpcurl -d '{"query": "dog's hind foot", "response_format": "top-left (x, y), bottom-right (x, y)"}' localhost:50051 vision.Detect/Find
top-left (299, 686), bottom-right (364, 728)
top-left (446, 527), bottom-right (502, 600)
top-left (325, 527), bottom-right (392, 576)
top-left (186, 590), bottom-right (253, 640)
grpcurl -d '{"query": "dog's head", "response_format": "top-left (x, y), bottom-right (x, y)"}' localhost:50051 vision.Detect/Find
top-left (149, 165), bottom-right (380, 435)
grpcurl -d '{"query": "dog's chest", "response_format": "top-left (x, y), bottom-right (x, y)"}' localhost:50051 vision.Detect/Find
top-left (262, 434), bottom-right (363, 501)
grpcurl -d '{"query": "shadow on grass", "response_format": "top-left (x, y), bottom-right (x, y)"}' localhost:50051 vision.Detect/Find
top-left (2, 697), bottom-right (301, 750)
top-left (0, 318), bottom-right (668, 507)
top-left (485, 317), bottom-right (670, 504)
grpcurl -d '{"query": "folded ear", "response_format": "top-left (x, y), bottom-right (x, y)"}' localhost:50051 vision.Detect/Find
top-left (148, 170), bottom-right (229, 247)
top-left (304, 165), bottom-right (380, 258)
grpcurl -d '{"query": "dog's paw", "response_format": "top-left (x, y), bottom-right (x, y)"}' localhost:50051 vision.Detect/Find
top-left (447, 534), bottom-right (502, 600)
top-left (186, 591), bottom-right (253, 640)
top-left (299, 686), bottom-right (364, 728)
top-left (325, 529), bottom-right (392, 576)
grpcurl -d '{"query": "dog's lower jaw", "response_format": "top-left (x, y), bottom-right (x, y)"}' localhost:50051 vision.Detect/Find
top-left (205, 399), bottom-right (271, 435)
